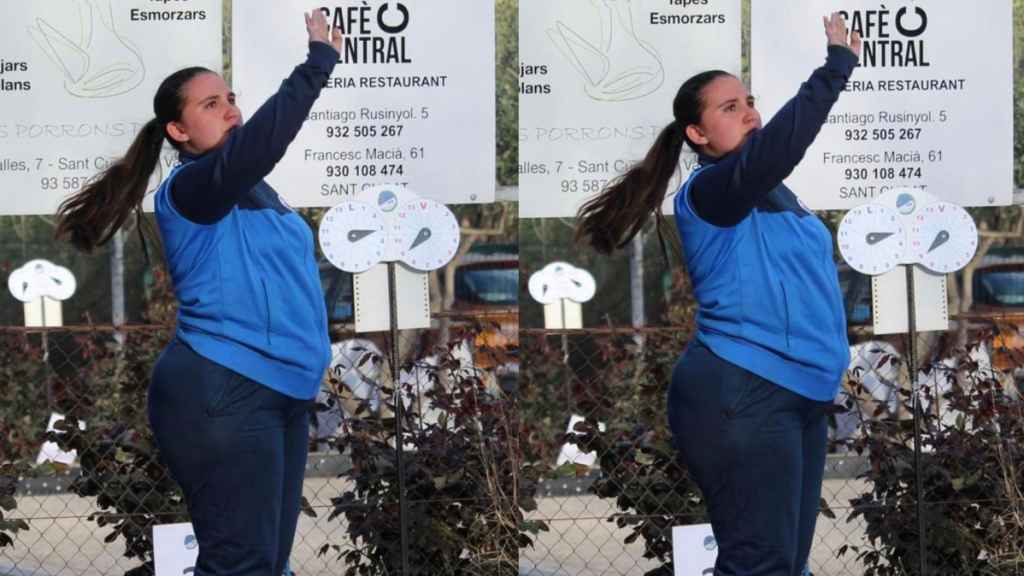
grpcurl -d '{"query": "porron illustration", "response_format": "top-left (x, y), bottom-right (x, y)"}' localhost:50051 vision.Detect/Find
top-left (547, 0), bottom-right (665, 102)
top-left (29, 0), bottom-right (146, 99)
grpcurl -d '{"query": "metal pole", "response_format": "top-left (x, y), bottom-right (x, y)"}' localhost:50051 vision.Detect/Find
top-left (110, 230), bottom-right (126, 347)
top-left (629, 231), bottom-right (646, 347)
top-left (906, 265), bottom-right (926, 576)
top-left (388, 262), bottom-right (410, 574)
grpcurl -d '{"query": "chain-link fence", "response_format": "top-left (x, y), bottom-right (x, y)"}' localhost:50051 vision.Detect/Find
top-left (519, 315), bottom-right (1024, 576)
top-left (0, 308), bottom-right (520, 576)
top-left (2, 314), bottom-right (1024, 576)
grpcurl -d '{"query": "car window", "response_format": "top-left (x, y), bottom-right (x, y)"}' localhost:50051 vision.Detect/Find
top-left (455, 267), bottom-right (518, 306)
top-left (977, 271), bottom-right (1024, 306)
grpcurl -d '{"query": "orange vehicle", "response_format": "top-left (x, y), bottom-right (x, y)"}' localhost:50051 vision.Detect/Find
top-left (448, 245), bottom-right (518, 378)
top-left (971, 262), bottom-right (1024, 374)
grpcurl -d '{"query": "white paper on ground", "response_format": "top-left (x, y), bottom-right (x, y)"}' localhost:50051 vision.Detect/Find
top-left (672, 523), bottom-right (717, 576)
top-left (153, 522), bottom-right (198, 576)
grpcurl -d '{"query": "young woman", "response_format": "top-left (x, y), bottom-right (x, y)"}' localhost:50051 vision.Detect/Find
top-left (55, 10), bottom-right (341, 575)
top-left (576, 13), bottom-right (861, 576)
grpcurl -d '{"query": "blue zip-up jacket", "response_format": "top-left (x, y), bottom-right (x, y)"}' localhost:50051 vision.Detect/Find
top-left (154, 43), bottom-right (338, 400)
top-left (674, 46), bottom-right (857, 402)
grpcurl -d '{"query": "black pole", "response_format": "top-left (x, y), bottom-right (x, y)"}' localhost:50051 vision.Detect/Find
top-left (388, 262), bottom-right (411, 574)
top-left (906, 264), bottom-right (926, 576)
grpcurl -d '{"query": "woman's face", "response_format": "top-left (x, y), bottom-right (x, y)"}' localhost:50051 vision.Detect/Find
top-left (685, 75), bottom-right (761, 158)
top-left (166, 72), bottom-right (242, 155)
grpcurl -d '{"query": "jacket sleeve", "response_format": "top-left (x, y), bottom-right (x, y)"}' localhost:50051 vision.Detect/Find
top-left (691, 45), bottom-right (858, 227)
top-left (170, 42), bottom-right (338, 224)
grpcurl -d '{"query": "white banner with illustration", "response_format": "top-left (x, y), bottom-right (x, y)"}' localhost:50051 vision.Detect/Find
top-left (752, 1), bottom-right (1013, 209)
top-left (518, 0), bottom-right (741, 218)
top-left (0, 0), bottom-right (223, 216)
top-left (233, 1), bottom-right (496, 205)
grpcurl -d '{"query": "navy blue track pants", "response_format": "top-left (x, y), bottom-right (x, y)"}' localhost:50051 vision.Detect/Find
top-left (668, 341), bottom-right (828, 576)
top-left (148, 337), bottom-right (311, 576)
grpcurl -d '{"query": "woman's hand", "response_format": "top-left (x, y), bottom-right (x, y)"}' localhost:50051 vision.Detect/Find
top-left (305, 9), bottom-right (342, 53)
top-left (823, 12), bottom-right (861, 59)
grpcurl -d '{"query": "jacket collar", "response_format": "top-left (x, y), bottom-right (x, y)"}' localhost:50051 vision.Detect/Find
top-left (697, 151), bottom-right (720, 167)
top-left (178, 150), bottom-right (202, 162)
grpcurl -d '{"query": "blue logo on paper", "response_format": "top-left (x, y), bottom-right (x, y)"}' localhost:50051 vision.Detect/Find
top-left (703, 535), bottom-right (717, 551)
top-left (377, 190), bottom-right (398, 212)
top-left (896, 193), bottom-right (916, 215)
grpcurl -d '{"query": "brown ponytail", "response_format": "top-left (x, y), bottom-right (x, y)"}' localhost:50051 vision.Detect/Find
top-left (575, 122), bottom-right (685, 255)
top-left (575, 69), bottom-right (733, 255)
top-left (55, 119), bottom-right (164, 252)
top-left (55, 65), bottom-right (214, 253)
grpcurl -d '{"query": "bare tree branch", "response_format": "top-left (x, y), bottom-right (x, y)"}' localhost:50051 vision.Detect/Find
top-left (978, 205), bottom-right (1024, 239)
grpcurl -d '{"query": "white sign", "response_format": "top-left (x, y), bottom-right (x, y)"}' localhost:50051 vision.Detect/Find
top-left (752, 1), bottom-right (1013, 209)
top-left (672, 524), bottom-right (717, 576)
top-left (543, 300), bottom-right (583, 330)
top-left (519, 0), bottom-right (742, 218)
top-left (530, 262), bottom-right (595, 329)
top-left (232, 1), bottom-right (495, 205)
top-left (353, 262), bottom-right (430, 333)
top-left (837, 188), bottom-right (978, 276)
top-left (152, 522), bottom-right (198, 576)
top-left (8, 259), bottom-right (76, 303)
top-left (9, 259), bottom-right (77, 327)
top-left (23, 297), bottom-right (64, 328)
top-left (837, 188), bottom-right (962, 334)
top-left (872, 266), bottom-right (948, 335)
top-left (0, 0), bottom-right (223, 216)
top-left (528, 262), bottom-right (596, 304)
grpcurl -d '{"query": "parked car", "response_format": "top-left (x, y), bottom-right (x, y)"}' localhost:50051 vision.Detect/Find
top-left (448, 244), bottom-right (518, 391)
top-left (972, 263), bottom-right (1024, 311)
top-left (453, 258), bottom-right (517, 307)
top-left (970, 261), bottom-right (1024, 375)
top-left (449, 244), bottom-right (518, 338)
